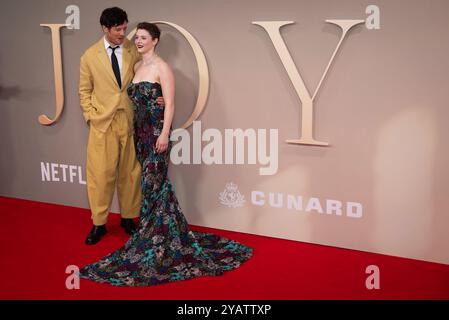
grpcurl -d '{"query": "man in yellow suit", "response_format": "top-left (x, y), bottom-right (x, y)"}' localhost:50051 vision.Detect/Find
top-left (79, 7), bottom-right (162, 245)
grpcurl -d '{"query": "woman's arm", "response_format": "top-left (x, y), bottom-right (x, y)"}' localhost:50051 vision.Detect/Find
top-left (156, 61), bottom-right (175, 153)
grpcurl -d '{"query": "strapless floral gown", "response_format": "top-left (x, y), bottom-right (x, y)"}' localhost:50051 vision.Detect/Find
top-left (79, 81), bottom-right (253, 286)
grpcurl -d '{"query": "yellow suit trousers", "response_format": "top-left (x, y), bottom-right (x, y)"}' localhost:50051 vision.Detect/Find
top-left (86, 110), bottom-right (141, 225)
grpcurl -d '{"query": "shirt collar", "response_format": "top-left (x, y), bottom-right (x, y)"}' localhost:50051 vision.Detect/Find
top-left (104, 36), bottom-right (123, 51)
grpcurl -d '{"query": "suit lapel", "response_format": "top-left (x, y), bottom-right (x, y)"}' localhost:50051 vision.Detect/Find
top-left (122, 40), bottom-right (132, 89)
top-left (95, 38), bottom-right (120, 89)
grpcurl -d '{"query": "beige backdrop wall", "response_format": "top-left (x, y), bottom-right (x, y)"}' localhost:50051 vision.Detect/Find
top-left (1, 0), bottom-right (448, 265)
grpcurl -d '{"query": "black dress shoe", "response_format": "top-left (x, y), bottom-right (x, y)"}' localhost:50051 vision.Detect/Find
top-left (120, 218), bottom-right (136, 235)
top-left (85, 225), bottom-right (107, 245)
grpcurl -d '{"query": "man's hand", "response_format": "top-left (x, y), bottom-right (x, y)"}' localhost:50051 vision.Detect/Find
top-left (156, 96), bottom-right (165, 106)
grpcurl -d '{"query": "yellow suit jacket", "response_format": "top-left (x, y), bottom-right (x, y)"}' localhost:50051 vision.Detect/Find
top-left (79, 37), bottom-right (140, 133)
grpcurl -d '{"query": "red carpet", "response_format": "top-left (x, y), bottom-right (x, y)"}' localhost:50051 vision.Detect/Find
top-left (0, 196), bottom-right (448, 300)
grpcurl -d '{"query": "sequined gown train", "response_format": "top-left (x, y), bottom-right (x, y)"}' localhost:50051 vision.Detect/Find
top-left (79, 81), bottom-right (253, 286)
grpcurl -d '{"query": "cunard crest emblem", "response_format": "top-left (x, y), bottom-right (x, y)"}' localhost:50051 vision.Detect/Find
top-left (219, 182), bottom-right (245, 208)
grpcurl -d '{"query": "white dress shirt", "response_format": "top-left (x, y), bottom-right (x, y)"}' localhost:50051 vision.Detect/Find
top-left (104, 37), bottom-right (123, 79)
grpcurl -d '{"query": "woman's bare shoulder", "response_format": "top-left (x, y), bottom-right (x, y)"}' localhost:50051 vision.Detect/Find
top-left (134, 60), bottom-right (143, 72)
top-left (157, 58), bottom-right (173, 74)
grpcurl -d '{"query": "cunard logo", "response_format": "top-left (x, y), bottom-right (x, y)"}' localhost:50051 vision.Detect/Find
top-left (219, 183), bottom-right (245, 208)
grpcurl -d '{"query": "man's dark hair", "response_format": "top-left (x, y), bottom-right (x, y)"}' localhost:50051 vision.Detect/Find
top-left (100, 7), bottom-right (128, 29)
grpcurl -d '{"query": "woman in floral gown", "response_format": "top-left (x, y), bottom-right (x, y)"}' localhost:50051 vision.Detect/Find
top-left (79, 22), bottom-right (253, 286)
